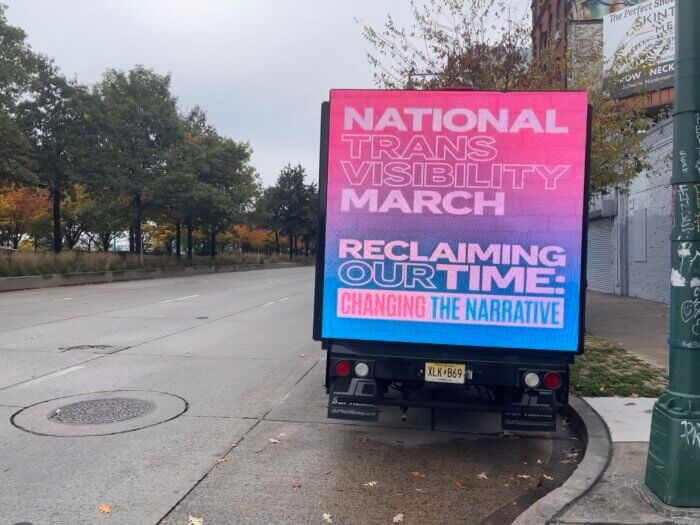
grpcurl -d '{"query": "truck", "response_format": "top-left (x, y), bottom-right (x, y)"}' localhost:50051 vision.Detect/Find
top-left (313, 89), bottom-right (590, 431)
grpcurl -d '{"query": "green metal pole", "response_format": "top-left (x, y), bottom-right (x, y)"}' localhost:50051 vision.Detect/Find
top-left (645, 0), bottom-right (700, 507)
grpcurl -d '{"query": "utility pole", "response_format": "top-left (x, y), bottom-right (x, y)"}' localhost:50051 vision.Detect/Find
top-left (645, 0), bottom-right (700, 506)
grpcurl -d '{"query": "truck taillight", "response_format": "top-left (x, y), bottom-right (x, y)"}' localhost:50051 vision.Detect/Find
top-left (544, 372), bottom-right (562, 389)
top-left (334, 360), bottom-right (351, 376)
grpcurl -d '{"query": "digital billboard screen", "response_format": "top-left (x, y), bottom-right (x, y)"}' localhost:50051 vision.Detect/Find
top-left (317, 90), bottom-right (589, 352)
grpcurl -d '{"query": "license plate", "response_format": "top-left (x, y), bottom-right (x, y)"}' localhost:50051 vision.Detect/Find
top-left (425, 362), bottom-right (467, 384)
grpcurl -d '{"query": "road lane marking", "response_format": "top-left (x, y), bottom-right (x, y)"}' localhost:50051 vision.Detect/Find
top-left (53, 297), bottom-right (73, 301)
top-left (160, 295), bottom-right (200, 303)
top-left (17, 366), bottom-right (84, 390)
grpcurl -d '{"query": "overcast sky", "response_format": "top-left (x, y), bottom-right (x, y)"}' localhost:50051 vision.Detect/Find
top-left (5, 0), bottom-right (527, 187)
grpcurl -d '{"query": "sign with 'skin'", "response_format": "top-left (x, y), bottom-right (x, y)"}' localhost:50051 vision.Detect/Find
top-left (319, 89), bottom-right (589, 352)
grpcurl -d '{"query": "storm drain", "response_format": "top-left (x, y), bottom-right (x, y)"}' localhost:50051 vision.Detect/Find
top-left (11, 391), bottom-right (186, 437)
top-left (48, 398), bottom-right (155, 425)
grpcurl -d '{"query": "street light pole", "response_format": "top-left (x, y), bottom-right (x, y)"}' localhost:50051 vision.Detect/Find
top-left (645, 0), bottom-right (700, 507)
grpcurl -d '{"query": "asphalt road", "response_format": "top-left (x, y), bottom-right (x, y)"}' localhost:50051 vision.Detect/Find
top-left (0, 267), bottom-right (580, 524)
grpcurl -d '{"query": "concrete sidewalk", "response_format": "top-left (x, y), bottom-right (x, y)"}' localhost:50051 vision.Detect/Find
top-left (550, 293), bottom-right (699, 524)
top-left (585, 291), bottom-right (669, 370)
top-left (553, 398), bottom-right (699, 525)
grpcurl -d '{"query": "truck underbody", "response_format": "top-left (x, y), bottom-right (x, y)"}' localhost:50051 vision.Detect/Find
top-left (325, 342), bottom-right (573, 432)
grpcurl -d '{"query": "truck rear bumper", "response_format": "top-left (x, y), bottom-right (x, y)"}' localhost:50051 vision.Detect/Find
top-left (326, 343), bottom-right (571, 430)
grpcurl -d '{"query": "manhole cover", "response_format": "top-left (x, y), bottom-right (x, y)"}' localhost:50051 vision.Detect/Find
top-left (11, 391), bottom-right (187, 437)
top-left (49, 398), bottom-right (155, 425)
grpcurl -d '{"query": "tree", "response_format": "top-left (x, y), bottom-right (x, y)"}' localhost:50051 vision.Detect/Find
top-left (0, 3), bottom-right (43, 186)
top-left (301, 182), bottom-right (318, 257)
top-left (197, 137), bottom-right (259, 258)
top-left (266, 164), bottom-right (311, 260)
top-left (0, 185), bottom-right (49, 248)
top-left (255, 187), bottom-right (281, 254)
top-left (85, 192), bottom-right (130, 252)
top-left (94, 66), bottom-right (183, 255)
top-left (60, 184), bottom-right (94, 249)
top-left (157, 106), bottom-right (217, 261)
top-left (361, 0), bottom-right (650, 196)
top-left (18, 66), bottom-right (97, 252)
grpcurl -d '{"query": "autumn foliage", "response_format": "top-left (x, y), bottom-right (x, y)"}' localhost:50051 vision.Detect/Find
top-left (0, 185), bottom-right (49, 249)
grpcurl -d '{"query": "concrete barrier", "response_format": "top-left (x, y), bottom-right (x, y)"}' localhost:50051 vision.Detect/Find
top-left (0, 262), bottom-right (312, 293)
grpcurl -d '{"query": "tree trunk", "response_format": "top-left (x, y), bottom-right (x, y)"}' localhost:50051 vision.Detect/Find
top-left (187, 219), bottom-right (193, 264)
top-left (175, 221), bottom-right (182, 261)
top-left (101, 234), bottom-right (111, 252)
top-left (274, 231), bottom-right (280, 254)
top-left (289, 233), bottom-right (294, 261)
top-left (129, 226), bottom-right (135, 253)
top-left (134, 221), bottom-right (142, 255)
top-left (52, 187), bottom-right (62, 253)
top-left (134, 193), bottom-right (143, 256)
top-left (305, 241), bottom-right (309, 258)
top-left (210, 228), bottom-right (217, 258)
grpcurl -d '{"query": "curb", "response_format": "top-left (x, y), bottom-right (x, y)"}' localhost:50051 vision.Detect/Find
top-left (512, 396), bottom-right (612, 525)
top-left (0, 261), bottom-right (313, 293)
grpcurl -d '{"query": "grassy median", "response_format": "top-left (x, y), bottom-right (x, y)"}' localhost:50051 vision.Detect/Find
top-left (0, 250), bottom-right (311, 277)
top-left (570, 335), bottom-right (667, 397)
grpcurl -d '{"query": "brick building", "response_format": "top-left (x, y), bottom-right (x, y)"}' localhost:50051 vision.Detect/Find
top-left (531, 0), bottom-right (569, 57)
top-left (532, 0), bottom-right (675, 303)
top-left (532, 0), bottom-right (674, 108)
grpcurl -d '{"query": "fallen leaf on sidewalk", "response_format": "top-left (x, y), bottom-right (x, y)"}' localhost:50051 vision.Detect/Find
top-left (543, 474), bottom-right (554, 480)
top-left (393, 513), bottom-right (405, 523)
top-left (477, 472), bottom-right (488, 479)
top-left (536, 459), bottom-right (542, 464)
top-left (216, 458), bottom-right (227, 463)
top-left (279, 433), bottom-right (287, 438)
top-left (299, 353), bottom-right (307, 357)
top-left (410, 471), bottom-right (426, 478)
top-left (322, 512), bottom-right (333, 523)
top-left (360, 436), bottom-right (369, 443)
top-left (454, 481), bottom-right (467, 490)
top-left (363, 481), bottom-right (378, 487)
top-left (188, 516), bottom-right (204, 525)
top-left (269, 438), bottom-right (281, 444)
top-left (517, 474), bottom-right (531, 479)
top-left (98, 503), bottom-right (112, 514)
top-left (324, 469), bottom-right (333, 475)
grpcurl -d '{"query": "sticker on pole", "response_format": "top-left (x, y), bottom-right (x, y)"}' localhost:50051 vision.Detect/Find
top-left (319, 89), bottom-right (589, 352)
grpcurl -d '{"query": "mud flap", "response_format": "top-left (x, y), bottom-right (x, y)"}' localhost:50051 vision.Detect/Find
top-left (327, 378), bottom-right (379, 422)
top-left (502, 392), bottom-right (557, 432)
